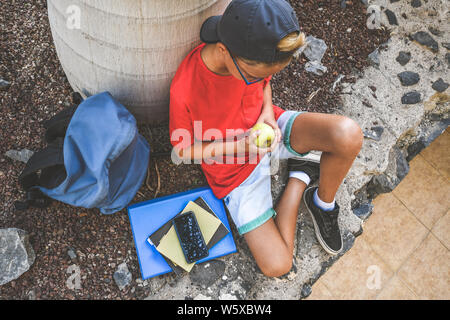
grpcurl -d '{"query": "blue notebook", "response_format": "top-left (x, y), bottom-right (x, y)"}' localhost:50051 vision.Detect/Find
top-left (127, 186), bottom-right (237, 280)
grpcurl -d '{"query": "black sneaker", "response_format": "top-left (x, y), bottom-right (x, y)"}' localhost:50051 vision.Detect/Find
top-left (287, 154), bottom-right (321, 185)
top-left (303, 186), bottom-right (343, 255)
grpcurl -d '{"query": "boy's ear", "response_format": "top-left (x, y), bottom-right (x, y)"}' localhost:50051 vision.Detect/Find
top-left (216, 42), bottom-right (228, 55)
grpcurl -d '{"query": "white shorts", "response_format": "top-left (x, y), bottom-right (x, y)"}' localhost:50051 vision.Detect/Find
top-left (223, 110), bottom-right (313, 235)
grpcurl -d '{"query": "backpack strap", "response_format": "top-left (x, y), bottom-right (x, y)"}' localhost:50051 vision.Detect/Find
top-left (42, 105), bottom-right (78, 144)
top-left (72, 92), bottom-right (84, 105)
top-left (14, 189), bottom-right (52, 210)
top-left (41, 92), bottom-right (83, 143)
top-left (15, 138), bottom-right (66, 210)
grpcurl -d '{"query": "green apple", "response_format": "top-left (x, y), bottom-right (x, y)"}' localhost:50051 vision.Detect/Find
top-left (251, 123), bottom-right (275, 148)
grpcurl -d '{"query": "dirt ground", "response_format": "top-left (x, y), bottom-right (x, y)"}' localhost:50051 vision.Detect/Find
top-left (0, 0), bottom-right (389, 299)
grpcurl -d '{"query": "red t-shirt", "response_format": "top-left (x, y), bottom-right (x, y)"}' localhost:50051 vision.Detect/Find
top-left (169, 43), bottom-right (285, 199)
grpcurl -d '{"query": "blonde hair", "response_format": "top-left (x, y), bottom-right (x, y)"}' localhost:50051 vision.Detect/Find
top-left (278, 31), bottom-right (306, 52)
top-left (240, 31), bottom-right (306, 66)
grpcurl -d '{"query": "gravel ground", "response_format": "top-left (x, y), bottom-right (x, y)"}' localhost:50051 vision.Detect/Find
top-left (0, 0), bottom-right (389, 299)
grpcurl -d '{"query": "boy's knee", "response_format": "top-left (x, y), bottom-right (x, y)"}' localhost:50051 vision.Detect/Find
top-left (333, 117), bottom-right (363, 155)
top-left (260, 256), bottom-right (293, 278)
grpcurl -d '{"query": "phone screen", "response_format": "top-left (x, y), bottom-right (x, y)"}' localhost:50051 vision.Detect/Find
top-left (173, 211), bottom-right (209, 264)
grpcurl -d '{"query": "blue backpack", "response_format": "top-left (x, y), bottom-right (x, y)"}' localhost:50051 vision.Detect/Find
top-left (16, 91), bottom-right (150, 214)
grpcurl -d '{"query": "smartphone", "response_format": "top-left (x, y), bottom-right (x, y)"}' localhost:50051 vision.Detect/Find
top-left (173, 211), bottom-right (209, 264)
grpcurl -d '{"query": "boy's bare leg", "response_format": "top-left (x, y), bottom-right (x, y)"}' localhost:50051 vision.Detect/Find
top-left (273, 177), bottom-right (307, 257)
top-left (289, 112), bottom-right (363, 203)
top-left (244, 113), bottom-right (363, 277)
top-left (243, 177), bottom-right (306, 277)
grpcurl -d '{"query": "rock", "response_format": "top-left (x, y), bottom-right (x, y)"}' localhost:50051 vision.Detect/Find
top-left (368, 48), bottom-right (380, 66)
top-left (5, 149), bottom-right (34, 163)
top-left (411, 0), bottom-right (422, 8)
top-left (411, 31), bottom-right (439, 53)
top-left (300, 284), bottom-right (312, 298)
top-left (384, 9), bottom-right (398, 26)
top-left (366, 146), bottom-right (409, 198)
top-left (340, 0), bottom-right (347, 9)
top-left (401, 91), bottom-right (421, 104)
top-left (442, 43), bottom-right (450, 50)
top-left (428, 27), bottom-right (443, 37)
top-left (0, 228), bottom-right (36, 286)
top-left (0, 79), bottom-right (10, 91)
top-left (113, 262), bottom-right (132, 290)
top-left (445, 53), bottom-right (450, 68)
top-left (67, 248), bottom-right (77, 260)
top-left (360, 0), bottom-right (369, 6)
top-left (363, 126), bottom-right (384, 141)
top-left (189, 260), bottom-right (225, 288)
top-left (396, 51), bottom-right (411, 66)
top-left (302, 36), bottom-right (328, 76)
top-left (397, 71), bottom-right (420, 86)
top-left (352, 202), bottom-right (374, 221)
top-left (390, 0), bottom-right (400, 2)
top-left (305, 61), bottom-right (327, 76)
top-left (366, 175), bottom-right (393, 198)
top-left (407, 140), bottom-right (426, 162)
top-left (303, 36), bottom-right (327, 63)
top-left (431, 78), bottom-right (449, 92)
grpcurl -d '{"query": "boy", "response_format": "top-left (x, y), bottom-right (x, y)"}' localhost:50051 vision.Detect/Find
top-left (169, 0), bottom-right (363, 277)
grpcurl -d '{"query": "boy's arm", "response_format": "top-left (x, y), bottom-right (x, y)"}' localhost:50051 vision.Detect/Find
top-left (257, 79), bottom-right (282, 144)
top-left (173, 131), bottom-right (272, 162)
top-left (175, 140), bottom-right (237, 161)
top-left (261, 79), bottom-right (273, 113)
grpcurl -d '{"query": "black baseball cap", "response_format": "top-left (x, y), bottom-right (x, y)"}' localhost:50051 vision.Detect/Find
top-left (200, 0), bottom-right (300, 63)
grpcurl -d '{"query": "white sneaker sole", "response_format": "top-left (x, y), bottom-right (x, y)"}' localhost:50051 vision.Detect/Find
top-left (291, 150), bottom-right (322, 163)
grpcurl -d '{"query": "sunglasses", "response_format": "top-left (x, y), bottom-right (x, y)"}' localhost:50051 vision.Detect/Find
top-left (227, 48), bottom-right (264, 85)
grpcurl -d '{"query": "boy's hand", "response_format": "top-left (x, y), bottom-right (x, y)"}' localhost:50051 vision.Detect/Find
top-left (255, 108), bottom-right (282, 151)
top-left (236, 129), bottom-right (272, 157)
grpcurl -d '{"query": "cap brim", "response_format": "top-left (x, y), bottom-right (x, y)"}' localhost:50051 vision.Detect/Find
top-left (200, 15), bottom-right (221, 43)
